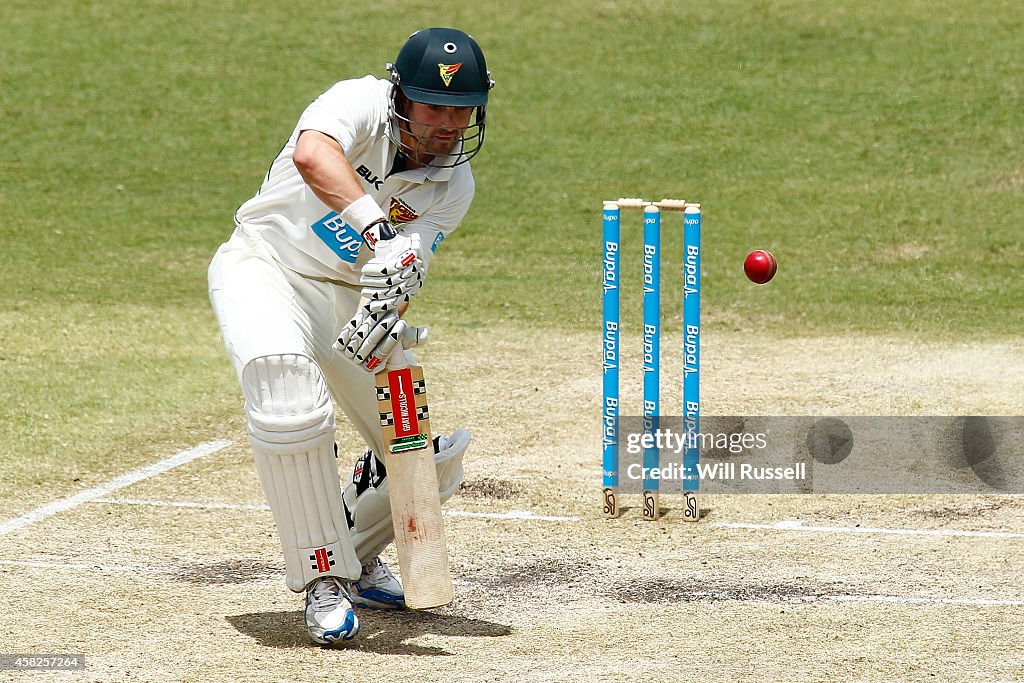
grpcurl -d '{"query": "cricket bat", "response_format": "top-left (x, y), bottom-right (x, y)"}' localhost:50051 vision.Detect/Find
top-left (374, 353), bottom-right (454, 609)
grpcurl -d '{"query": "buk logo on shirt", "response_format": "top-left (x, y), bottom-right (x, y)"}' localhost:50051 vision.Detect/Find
top-left (311, 212), bottom-right (362, 263)
top-left (356, 164), bottom-right (382, 190)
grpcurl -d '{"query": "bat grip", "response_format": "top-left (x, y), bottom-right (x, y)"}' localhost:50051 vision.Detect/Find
top-left (383, 344), bottom-right (411, 371)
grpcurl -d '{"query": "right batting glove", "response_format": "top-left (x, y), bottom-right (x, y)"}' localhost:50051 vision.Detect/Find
top-left (334, 307), bottom-right (429, 372)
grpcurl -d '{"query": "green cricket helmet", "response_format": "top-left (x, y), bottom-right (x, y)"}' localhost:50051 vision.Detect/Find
top-left (386, 28), bottom-right (494, 167)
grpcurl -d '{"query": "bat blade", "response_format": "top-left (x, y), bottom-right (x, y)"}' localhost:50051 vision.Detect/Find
top-left (376, 362), bottom-right (453, 609)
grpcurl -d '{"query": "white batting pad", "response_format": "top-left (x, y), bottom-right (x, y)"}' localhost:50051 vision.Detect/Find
top-left (242, 354), bottom-right (361, 591)
top-left (344, 428), bottom-right (470, 563)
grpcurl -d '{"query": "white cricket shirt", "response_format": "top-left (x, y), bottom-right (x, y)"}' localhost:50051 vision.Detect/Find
top-left (234, 76), bottom-right (475, 284)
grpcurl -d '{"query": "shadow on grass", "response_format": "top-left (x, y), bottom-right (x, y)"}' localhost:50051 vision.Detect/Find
top-left (227, 609), bottom-right (511, 655)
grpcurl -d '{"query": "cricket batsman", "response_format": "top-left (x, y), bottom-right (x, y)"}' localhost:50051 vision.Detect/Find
top-left (207, 28), bottom-right (492, 644)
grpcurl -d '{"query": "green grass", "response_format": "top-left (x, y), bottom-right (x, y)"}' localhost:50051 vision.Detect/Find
top-left (0, 1), bottom-right (1021, 479)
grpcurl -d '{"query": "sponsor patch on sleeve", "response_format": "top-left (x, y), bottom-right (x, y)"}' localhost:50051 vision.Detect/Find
top-left (431, 232), bottom-right (446, 253)
top-left (311, 212), bottom-right (362, 263)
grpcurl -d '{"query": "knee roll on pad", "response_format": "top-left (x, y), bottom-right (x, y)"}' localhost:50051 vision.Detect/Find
top-left (242, 353), bottom-right (335, 449)
top-left (344, 428), bottom-right (471, 563)
top-left (242, 353), bottom-right (361, 591)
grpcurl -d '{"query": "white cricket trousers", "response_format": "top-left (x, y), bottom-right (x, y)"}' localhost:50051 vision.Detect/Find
top-left (208, 228), bottom-right (399, 458)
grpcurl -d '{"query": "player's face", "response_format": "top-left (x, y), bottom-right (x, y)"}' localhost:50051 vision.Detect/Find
top-left (401, 101), bottom-right (474, 165)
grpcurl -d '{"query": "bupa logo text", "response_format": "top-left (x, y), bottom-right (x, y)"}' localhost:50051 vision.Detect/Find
top-left (311, 212), bottom-right (362, 263)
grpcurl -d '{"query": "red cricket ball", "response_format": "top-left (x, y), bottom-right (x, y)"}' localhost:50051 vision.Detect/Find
top-left (744, 249), bottom-right (777, 284)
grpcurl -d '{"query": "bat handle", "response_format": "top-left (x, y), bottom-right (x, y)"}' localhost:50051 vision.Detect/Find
top-left (382, 345), bottom-right (411, 372)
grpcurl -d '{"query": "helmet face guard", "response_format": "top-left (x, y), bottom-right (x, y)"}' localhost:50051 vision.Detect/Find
top-left (386, 28), bottom-right (493, 168)
top-left (385, 90), bottom-right (487, 168)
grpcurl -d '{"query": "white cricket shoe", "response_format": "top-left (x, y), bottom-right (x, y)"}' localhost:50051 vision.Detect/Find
top-left (346, 557), bottom-right (406, 610)
top-left (305, 577), bottom-right (360, 644)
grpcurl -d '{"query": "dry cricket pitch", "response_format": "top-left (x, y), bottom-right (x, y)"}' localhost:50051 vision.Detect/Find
top-left (1, 329), bottom-right (1022, 682)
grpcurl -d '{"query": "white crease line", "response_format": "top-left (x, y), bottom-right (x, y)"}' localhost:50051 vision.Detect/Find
top-left (3, 558), bottom-right (1021, 606)
top-left (445, 510), bottom-right (579, 522)
top-left (92, 498), bottom-right (579, 521)
top-left (84, 499), bottom-right (1022, 537)
top-left (714, 520), bottom-right (1024, 539)
top-left (95, 498), bottom-right (270, 511)
top-left (819, 594), bottom-right (1024, 607)
top-left (684, 590), bottom-right (1024, 607)
top-left (0, 558), bottom-right (165, 574)
top-left (0, 440), bottom-right (233, 537)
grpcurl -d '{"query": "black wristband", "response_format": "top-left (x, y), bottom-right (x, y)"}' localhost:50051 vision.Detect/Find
top-left (361, 219), bottom-right (398, 249)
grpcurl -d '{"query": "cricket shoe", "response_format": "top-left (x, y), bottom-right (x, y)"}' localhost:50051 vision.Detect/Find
top-left (345, 557), bottom-right (406, 610)
top-left (305, 577), bottom-right (360, 645)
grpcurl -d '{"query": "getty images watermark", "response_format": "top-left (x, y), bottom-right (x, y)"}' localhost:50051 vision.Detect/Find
top-left (624, 426), bottom-right (808, 484)
top-left (614, 416), bottom-right (1024, 494)
top-left (0, 654), bottom-right (85, 670)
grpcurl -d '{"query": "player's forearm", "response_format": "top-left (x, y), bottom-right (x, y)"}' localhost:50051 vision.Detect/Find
top-left (293, 130), bottom-right (367, 213)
